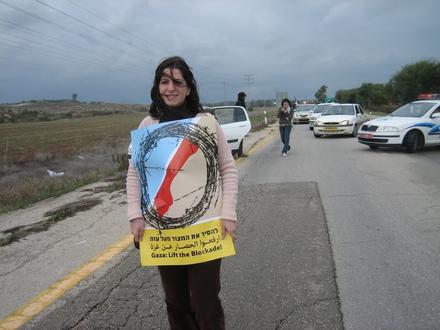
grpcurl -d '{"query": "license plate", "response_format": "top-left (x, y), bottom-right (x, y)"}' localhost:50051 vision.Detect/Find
top-left (359, 133), bottom-right (372, 139)
top-left (324, 127), bottom-right (337, 132)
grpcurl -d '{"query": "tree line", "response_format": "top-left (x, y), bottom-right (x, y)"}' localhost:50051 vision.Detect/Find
top-left (315, 59), bottom-right (440, 113)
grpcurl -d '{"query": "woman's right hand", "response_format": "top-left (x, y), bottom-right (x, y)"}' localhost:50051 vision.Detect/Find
top-left (130, 217), bottom-right (145, 243)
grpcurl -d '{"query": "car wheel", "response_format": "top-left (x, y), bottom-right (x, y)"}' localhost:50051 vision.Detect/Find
top-left (351, 124), bottom-right (358, 137)
top-left (369, 145), bottom-right (378, 150)
top-left (313, 132), bottom-right (321, 138)
top-left (237, 140), bottom-right (244, 157)
top-left (405, 131), bottom-right (423, 153)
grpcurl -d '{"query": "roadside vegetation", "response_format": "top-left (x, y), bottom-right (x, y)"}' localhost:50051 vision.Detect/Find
top-left (247, 106), bottom-right (278, 131)
top-left (312, 60), bottom-right (440, 114)
top-left (332, 60), bottom-right (440, 113)
top-left (0, 100), bottom-right (145, 124)
top-left (0, 168), bottom-right (118, 214)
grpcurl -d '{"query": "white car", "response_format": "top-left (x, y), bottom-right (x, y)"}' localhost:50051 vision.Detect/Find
top-left (309, 103), bottom-right (334, 130)
top-left (292, 103), bottom-right (315, 124)
top-left (210, 106), bottom-right (252, 157)
top-left (358, 99), bottom-right (440, 153)
top-left (313, 103), bottom-right (367, 137)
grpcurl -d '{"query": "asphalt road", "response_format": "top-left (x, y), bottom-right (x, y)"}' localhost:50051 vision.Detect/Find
top-left (239, 125), bottom-right (440, 329)
top-left (3, 124), bottom-right (440, 329)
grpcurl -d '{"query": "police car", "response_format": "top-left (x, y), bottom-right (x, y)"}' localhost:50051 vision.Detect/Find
top-left (358, 94), bottom-right (440, 153)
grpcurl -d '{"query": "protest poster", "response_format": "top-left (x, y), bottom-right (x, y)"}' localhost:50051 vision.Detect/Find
top-left (130, 114), bottom-right (236, 266)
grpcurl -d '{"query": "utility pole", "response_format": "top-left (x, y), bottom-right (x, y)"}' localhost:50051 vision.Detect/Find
top-left (223, 81), bottom-right (227, 106)
top-left (243, 74), bottom-right (253, 108)
top-left (243, 74), bottom-right (253, 84)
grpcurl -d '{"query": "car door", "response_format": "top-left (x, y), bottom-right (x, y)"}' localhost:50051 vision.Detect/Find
top-left (211, 106), bottom-right (251, 151)
top-left (426, 105), bottom-right (440, 145)
top-left (355, 105), bottom-right (366, 124)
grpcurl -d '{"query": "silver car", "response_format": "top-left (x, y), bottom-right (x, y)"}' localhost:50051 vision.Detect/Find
top-left (309, 103), bottom-right (334, 130)
top-left (292, 104), bottom-right (315, 124)
top-left (313, 103), bottom-right (367, 137)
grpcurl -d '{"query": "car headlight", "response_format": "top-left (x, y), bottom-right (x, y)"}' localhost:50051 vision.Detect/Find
top-left (315, 120), bottom-right (322, 125)
top-left (382, 126), bottom-right (399, 132)
top-left (340, 120), bottom-right (349, 125)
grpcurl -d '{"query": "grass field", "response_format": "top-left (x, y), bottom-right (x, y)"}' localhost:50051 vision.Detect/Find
top-left (247, 107), bottom-right (278, 131)
top-left (0, 112), bottom-right (146, 163)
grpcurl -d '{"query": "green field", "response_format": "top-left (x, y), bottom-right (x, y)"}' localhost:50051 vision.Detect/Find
top-left (247, 107), bottom-right (278, 131)
top-left (0, 112), bottom-right (146, 163)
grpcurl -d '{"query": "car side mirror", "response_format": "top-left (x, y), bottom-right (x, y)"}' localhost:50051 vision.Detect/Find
top-left (431, 113), bottom-right (440, 119)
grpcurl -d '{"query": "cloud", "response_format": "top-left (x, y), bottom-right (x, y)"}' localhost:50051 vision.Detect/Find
top-left (0, 0), bottom-right (439, 103)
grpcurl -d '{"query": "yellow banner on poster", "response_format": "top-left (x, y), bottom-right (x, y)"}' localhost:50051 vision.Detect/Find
top-left (139, 219), bottom-right (235, 266)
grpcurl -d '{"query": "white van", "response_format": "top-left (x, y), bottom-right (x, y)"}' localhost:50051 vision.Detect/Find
top-left (209, 106), bottom-right (252, 157)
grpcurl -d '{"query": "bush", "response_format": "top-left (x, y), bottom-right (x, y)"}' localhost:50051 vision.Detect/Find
top-left (0, 169), bottom-right (116, 214)
top-left (112, 153), bottom-right (129, 171)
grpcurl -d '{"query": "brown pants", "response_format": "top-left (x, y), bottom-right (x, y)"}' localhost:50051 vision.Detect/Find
top-left (158, 259), bottom-right (224, 330)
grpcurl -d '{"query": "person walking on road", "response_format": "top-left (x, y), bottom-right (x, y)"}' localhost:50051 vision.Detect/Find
top-left (278, 98), bottom-right (293, 156)
top-left (126, 56), bottom-right (238, 330)
top-left (235, 91), bottom-right (247, 109)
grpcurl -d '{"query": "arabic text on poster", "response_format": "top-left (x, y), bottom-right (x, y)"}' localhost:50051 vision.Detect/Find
top-left (139, 219), bottom-right (235, 266)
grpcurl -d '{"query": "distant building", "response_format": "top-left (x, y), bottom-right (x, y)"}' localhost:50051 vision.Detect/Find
top-left (72, 93), bottom-right (78, 101)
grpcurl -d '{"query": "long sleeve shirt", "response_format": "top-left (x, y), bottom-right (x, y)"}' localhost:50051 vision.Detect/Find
top-left (277, 108), bottom-right (292, 127)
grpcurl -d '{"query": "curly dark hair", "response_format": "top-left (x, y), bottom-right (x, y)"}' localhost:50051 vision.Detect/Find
top-left (149, 56), bottom-right (203, 119)
top-left (281, 98), bottom-right (291, 107)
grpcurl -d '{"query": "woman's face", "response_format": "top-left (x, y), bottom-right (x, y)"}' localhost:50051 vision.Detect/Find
top-left (282, 101), bottom-right (289, 110)
top-left (159, 67), bottom-right (190, 108)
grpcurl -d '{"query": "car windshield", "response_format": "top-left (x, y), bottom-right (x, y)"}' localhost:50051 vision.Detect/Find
top-left (323, 105), bottom-right (355, 116)
top-left (296, 104), bottom-right (315, 111)
top-left (313, 104), bottom-right (332, 113)
top-left (390, 102), bottom-right (435, 118)
top-left (213, 107), bottom-right (247, 125)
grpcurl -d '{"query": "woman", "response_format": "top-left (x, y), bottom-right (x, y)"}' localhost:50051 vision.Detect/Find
top-left (126, 56), bottom-right (238, 330)
top-left (277, 98), bottom-right (293, 156)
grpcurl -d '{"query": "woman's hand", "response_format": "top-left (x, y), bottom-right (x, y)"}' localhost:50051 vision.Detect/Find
top-left (221, 219), bottom-right (237, 241)
top-left (130, 217), bottom-right (145, 243)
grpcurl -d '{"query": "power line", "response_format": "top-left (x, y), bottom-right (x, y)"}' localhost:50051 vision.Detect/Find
top-left (0, 0), bottom-right (151, 67)
top-left (0, 36), bottom-right (144, 77)
top-left (0, 31), bottom-right (125, 72)
top-left (243, 74), bottom-right (254, 84)
top-left (34, 0), bottom-right (152, 57)
top-left (0, 18), bottom-right (147, 72)
top-left (65, 0), bottom-right (156, 51)
top-left (0, 0), bottom-right (94, 44)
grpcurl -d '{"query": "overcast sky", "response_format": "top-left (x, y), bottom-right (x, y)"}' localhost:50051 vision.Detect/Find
top-left (1, 0), bottom-right (439, 105)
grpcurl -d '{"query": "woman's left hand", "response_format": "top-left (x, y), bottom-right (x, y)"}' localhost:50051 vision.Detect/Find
top-left (221, 219), bottom-right (237, 241)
